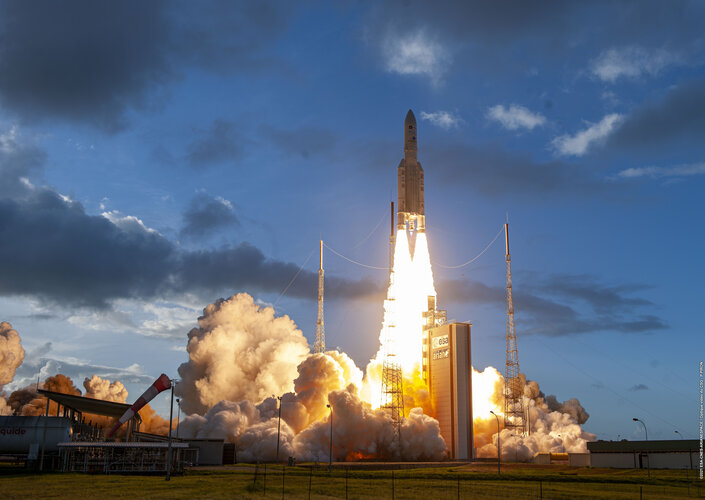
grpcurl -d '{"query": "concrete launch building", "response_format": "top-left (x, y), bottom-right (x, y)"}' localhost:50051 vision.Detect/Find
top-left (423, 322), bottom-right (473, 460)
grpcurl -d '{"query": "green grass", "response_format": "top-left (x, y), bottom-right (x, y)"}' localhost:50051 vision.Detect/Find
top-left (0, 463), bottom-right (702, 499)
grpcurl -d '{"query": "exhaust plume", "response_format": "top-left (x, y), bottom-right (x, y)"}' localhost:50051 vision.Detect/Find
top-left (0, 322), bottom-right (25, 415)
top-left (177, 293), bottom-right (310, 415)
top-left (83, 374), bottom-right (128, 403)
top-left (473, 367), bottom-right (595, 461)
top-left (177, 303), bottom-right (448, 462)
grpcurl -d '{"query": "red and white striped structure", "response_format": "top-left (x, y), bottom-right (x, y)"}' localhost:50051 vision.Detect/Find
top-left (108, 373), bottom-right (171, 437)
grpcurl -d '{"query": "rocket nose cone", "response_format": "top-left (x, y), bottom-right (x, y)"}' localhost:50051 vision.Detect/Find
top-left (405, 109), bottom-right (416, 125)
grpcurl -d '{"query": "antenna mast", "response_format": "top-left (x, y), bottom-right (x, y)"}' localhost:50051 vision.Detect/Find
top-left (313, 240), bottom-right (325, 353)
top-left (504, 222), bottom-right (526, 435)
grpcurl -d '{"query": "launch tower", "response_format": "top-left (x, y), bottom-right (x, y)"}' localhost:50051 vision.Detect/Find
top-left (380, 202), bottom-right (404, 444)
top-left (503, 223), bottom-right (526, 435)
top-left (313, 240), bottom-right (325, 353)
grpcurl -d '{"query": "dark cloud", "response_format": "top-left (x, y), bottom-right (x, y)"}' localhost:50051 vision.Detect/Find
top-left (438, 274), bottom-right (667, 337)
top-left (186, 119), bottom-right (245, 168)
top-left (0, 190), bottom-right (175, 308)
top-left (177, 244), bottom-right (382, 303)
top-left (260, 125), bottom-right (337, 159)
top-left (0, 128), bottom-right (46, 198)
top-left (0, 1), bottom-right (295, 130)
top-left (364, 1), bottom-right (704, 72)
top-left (608, 78), bottom-right (705, 151)
top-left (0, 165), bottom-right (379, 308)
top-left (628, 384), bottom-right (649, 392)
top-left (180, 193), bottom-right (239, 239)
top-left (427, 142), bottom-right (609, 198)
top-left (531, 274), bottom-right (653, 314)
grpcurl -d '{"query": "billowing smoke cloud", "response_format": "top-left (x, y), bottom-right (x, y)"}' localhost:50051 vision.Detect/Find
top-left (9, 374), bottom-right (81, 416)
top-left (0, 322), bottom-right (24, 387)
top-left (0, 321), bottom-right (25, 415)
top-left (83, 374), bottom-right (128, 403)
top-left (177, 293), bottom-right (310, 415)
top-left (473, 367), bottom-right (595, 461)
top-left (177, 295), bottom-right (447, 461)
top-left (293, 384), bottom-right (445, 461)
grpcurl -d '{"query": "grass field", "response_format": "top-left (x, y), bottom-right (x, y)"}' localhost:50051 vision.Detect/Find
top-left (0, 462), bottom-right (702, 499)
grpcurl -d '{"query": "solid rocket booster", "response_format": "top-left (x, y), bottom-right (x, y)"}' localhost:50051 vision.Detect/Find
top-left (397, 109), bottom-right (425, 232)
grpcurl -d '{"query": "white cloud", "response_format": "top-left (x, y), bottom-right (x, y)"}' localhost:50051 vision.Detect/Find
top-left (614, 162), bottom-right (705, 179)
top-left (137, 302), bottom-right (198, 339)
top-left (552, 114), bottom-right (623, 157)
top-left (420, 111), bottom-right (462, 129)
top-left (486, 104), bottom-right (546, 131)
top-left (67, 308), bottom-right (136, 331)
top-left (0, 125), bottom-right (18, 153)
top-left (382, 29), bottom-right (450, 84)
top-left (591, 46), bottom-right (678, 82)
top-left (102, 210), bottom-right (160, 235)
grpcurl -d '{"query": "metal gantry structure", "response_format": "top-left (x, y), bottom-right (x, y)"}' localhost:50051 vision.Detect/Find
top-left (313, 239), bottom-right (326, 354)
top-left (503, 222), bottom-right (526, 435)
top-left (381, 202), bottom-right (404, 450)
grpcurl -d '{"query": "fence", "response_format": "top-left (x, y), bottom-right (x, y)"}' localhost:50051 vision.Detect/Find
top-left (242, 465), bottom-right (701, 499)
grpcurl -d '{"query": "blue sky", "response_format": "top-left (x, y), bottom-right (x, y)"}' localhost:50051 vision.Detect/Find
top-left (0, 1), bottom-right (702, 441)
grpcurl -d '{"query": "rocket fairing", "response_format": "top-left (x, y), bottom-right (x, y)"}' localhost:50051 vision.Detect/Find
top-left (397, 109), bottom-right (425, 232)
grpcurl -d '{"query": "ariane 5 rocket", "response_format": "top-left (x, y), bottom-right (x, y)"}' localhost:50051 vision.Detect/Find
top-left (397, 109), bottom-right (425, 232)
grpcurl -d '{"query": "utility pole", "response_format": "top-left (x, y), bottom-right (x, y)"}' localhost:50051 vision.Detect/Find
top-left (313, 240), bottom-right (325, 353)
top-left (276, 396), bottom-right (283, 464)
top-left (503, 222), bottom-right (526, 436)
top-left (166, 380), bottom-right (175, 481)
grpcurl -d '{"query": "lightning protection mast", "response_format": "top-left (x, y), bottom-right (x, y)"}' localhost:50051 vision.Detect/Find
top-left (504, 222), bottom-right (526, 435)
top-left (313, 240), bottom-right (325, 353)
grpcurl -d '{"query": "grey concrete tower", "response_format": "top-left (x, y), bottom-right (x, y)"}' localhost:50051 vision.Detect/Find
top-left (397, 109), bottom-right (425, 231)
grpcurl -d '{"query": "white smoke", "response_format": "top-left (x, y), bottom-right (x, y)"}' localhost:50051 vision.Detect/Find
top-left (0, 321), bottom-right (24, 387)
top-left (0, 322), bottom-right (25, 415)
top-left (176, 301), bottom-right (448, 462)
top-left (83, 374), bottom-right (128, 403)
top-left (474, 369), bottom-right (596, 461)
top-left (176, 294), bottom-right (310, 415)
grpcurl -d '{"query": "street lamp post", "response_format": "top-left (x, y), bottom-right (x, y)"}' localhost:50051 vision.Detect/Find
top-left (490, 411), bottom-right (500, 475)
top-left (675, 430), bottom-right (683, 439)
top-left (276, 396), bottom-right (283, 464)
top-left (326, 404), bottom-right (333, 473)
top-left (632, 417), bottom-right (650, 478)
top-left (166, 379), bottom-right (175, 481)
top-left (176, 398), bottom-right (181, 439)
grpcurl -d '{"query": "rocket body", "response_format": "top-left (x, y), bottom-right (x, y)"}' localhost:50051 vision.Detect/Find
top-left (397, 109), bottom-right (425, 232)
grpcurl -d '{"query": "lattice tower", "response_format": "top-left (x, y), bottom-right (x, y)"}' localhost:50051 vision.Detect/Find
top-left (380, 202), bottom-right (404, 452)
top-left (503, 222), bottom-right (526, 435)
top-left (313, 240), bottom-right (325, 354)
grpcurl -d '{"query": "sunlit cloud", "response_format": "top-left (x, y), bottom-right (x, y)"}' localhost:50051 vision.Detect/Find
top-left (552, 114), bottom-right (623, 156)
top-left (420, 110), bottom-right (462, 129)
top-left (382, 29), bottom-right (450, 85)
top-left (591, 46), bottom-right (679, 82)
top-left (487, 104), bottom-right (546, 131)
top-left (613, 162), bottom-right (705, 180)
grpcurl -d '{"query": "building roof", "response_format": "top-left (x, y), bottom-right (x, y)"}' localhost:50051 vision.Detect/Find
top-left (58, 441), bottom-right (189, 448)
top-left (587, 440), bottom-right (698, 453)
top-left (38, 388), bottom-right (137, 419)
